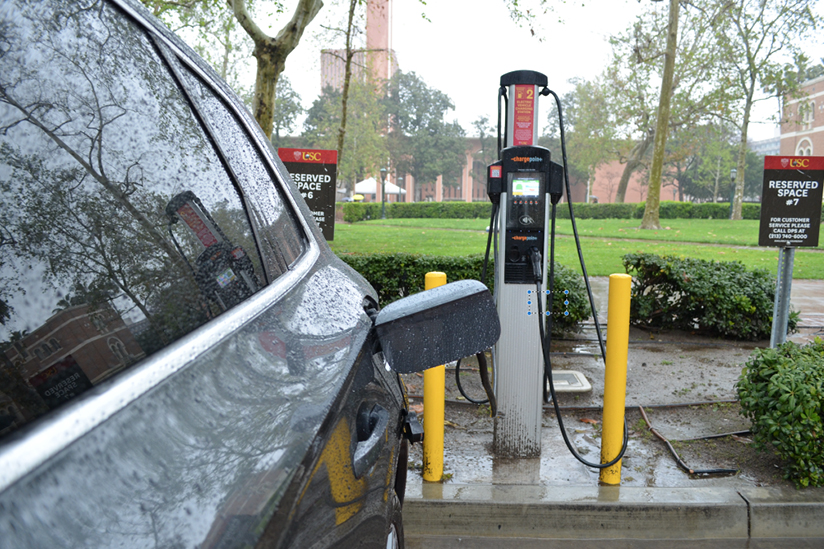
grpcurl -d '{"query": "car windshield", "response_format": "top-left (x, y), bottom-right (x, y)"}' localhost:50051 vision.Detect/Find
top-left (0, 0), bottom-right (267, 439)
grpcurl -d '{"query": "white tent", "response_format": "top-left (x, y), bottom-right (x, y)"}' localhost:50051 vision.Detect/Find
top-left (355, 177), bottom-right (406, 195)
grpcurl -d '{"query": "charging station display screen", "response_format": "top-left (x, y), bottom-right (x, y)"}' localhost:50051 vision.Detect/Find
top-left (512, 178), bottom-right (540, 197)
top-left (506, 172), bottom-right (545, 232)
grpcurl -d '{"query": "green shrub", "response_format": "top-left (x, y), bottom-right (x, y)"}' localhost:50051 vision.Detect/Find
top-left (547, 263), bottom-right (591, 334)
top-left (341, 202), bottom-right (381, 222)
top-left (622, 253), bottom-right (798, 340)
top-left (389, 202), bottom-right (492, 219)
top-left (335, 252), bottom-right (589, 333)
top-left (555, 202), bottom-right (639, 220)
top-left (656, 201), bottom-right (693, 219)
top-left (341, 201), bottom-right (492, 222)
top-left (691, 202), bottom-right (732, 219)
top-left (737, 339), bottom-right (824, 487)
top-left (342, 200), bottom-right (768, 222)
top-left (741, 203), bottom-right (761, 220)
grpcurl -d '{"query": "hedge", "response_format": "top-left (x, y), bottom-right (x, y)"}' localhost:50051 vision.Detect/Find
top-left (342, 202), bottom-right (492, 222)
top-left (341, 200), bottom-right (782, 222)
top-left (623, 253), bottom-right (798, 340)
top-left (738, 339), bottom-right (824, 487)
top-left (335, 252), bottom-right (589, 333)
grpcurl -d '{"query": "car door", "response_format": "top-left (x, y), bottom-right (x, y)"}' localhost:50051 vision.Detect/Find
top-left (161, 38), bottom-right (406, 548)
top-left (0, 0), bottom-right (400, 547)
top-left (269, 329), bottom-right (404, 549)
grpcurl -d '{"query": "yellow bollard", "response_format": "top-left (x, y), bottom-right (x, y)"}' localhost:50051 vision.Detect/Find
top-left (599, 273), bottom-right (632, 485)
top-left (422, 271), bottom-right (447, 482)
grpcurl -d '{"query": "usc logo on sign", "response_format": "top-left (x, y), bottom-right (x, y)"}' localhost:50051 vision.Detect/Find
top-left (302, 152), bottom-right (322, 162)
top-left (790, 158), bottom-right (810, 168)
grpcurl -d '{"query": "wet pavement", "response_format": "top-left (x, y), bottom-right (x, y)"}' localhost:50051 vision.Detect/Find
top-left (403, 276), bottom-right (824, 545)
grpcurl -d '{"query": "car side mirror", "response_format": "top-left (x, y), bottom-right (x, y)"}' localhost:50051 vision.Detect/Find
top-left (374, 280), bottom-right (501, 374)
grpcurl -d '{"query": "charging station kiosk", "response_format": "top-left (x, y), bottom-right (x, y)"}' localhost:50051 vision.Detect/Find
top-left (491, 71), bottom-right (552, 457)
top-left (483, 70), bottom-right (626, 468)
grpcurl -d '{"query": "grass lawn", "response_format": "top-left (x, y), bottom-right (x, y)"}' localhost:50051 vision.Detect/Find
top-left (329, 218), bottom-right (824, 279)
top-left (353, 217), bottom-right (824, 248)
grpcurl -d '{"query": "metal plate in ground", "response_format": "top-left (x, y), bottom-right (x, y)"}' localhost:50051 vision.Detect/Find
top-left (550, 370), bottom-right (591, 393)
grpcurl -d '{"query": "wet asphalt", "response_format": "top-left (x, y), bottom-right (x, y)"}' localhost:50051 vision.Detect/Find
top-left (403, 276), bottom-right (824, 546)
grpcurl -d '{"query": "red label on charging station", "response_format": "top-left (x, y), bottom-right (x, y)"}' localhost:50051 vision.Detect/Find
top-left (513, 84), bottom-right (535, 145)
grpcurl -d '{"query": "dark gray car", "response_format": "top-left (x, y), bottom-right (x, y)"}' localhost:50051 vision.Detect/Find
top-left (0, 1), bottom-right (499, 547)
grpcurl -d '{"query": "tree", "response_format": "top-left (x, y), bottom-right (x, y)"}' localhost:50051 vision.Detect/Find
top-left (333, 0), bottom-right (362, 168)
top-left (717, 0), bottom-right (822, 220)
top-left (303, 80), bottom-right (387, 192)
top-left (231, 0), bottom-right (323, 138)
top-left (141, 0), bottom-right (571, 143)
top-left (385, 71), bottom-right (466, 188)
top-left (547, 79), bottom-right (616, 202)
top-left (667, 123), bottom-right (737, 202)
top-left (471, 116), bottom-right (497, 194)
top-left (271, 76), bottom-right (304, 149)
top-left (601, 13), bottom-right (665, 203)
top-left (144, 0), bottom-right (323, 139)
top-left (600, 1), bottom-right (730, 222)
top-left (641, 0), bottom-right (679, 230)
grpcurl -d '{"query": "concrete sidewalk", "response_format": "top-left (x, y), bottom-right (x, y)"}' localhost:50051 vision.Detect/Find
top-left (404, 484), bottom-right (824, 547)
top-left (403, 277), bottom-right (824, 545)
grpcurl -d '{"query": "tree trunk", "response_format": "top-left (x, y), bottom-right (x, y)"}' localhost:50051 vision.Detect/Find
top-left (713, 154), bottom-right (721, 202)
top-left (732, 91), bottom-right (754, 220)
top-left (615, 128), bottom-right (654, 203)
top-left (337, 0), bottom-right (358, 170)
top-left (641, 0), bottom-right (679, 230)
top-left (232, 0), bottom-right (324, 138)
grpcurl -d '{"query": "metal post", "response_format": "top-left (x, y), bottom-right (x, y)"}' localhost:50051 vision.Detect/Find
top-left (422, 271), bottom-right (447, 481)
top-left (600, 274), bottom-right (631, 485)
top-left (380, 168), bottom-right (387, 219)
top-left (770, 247), bottom-right (795, 348)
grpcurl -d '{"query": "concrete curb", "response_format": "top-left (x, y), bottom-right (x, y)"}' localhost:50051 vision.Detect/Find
top-left (403, 484), bottom-right (824, 543)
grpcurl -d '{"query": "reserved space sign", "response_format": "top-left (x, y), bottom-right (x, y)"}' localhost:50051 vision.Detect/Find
top-left (759, 156), bottom-right (824, 247)
top-left (279, 148), bottom-right (337, 241)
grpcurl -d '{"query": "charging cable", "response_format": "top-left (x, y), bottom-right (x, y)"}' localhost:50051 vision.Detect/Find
top-left (530, 225), bottom-right (627, 469)
top-left (531, 86), bottom-right (629, 469)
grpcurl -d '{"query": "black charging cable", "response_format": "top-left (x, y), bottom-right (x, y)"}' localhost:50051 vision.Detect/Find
top-left (531, 220), bottom-right (627, 470)
top-left (532, 86), bottom-right (629, 469)
top-left (545, 87), bottom-right (607, 360)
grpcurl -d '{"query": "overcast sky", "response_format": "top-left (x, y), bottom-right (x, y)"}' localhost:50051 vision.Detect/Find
top-left (277, 0), bottom-right (822, 142)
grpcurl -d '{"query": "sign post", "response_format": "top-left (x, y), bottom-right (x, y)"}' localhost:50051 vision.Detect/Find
top-left (278, 148), bottom-right (338, 241)
top-left (759, 156), bottom-right (824, 346)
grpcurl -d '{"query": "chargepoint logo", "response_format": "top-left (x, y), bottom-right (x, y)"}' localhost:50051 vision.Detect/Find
top-left (511, 156), bottom-right (542, 163)
top-left (512, 235), bottom-right (539, 241)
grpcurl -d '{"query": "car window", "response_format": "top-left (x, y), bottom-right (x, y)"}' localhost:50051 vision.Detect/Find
top-left (0, 0), bottom-right (267, 439)
top-left (167, 57), bottom-right (306, 280)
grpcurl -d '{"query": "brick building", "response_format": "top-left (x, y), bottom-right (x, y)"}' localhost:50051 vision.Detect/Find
top-left (780, 74), bottom-right (824, 157)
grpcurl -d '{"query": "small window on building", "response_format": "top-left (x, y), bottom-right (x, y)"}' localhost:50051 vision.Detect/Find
top-left (796, 139), bottom-right (813, 156)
